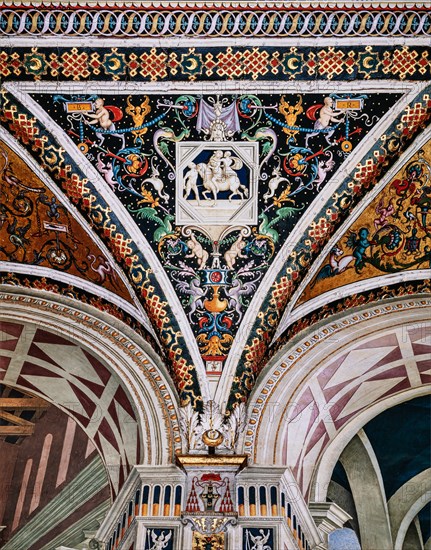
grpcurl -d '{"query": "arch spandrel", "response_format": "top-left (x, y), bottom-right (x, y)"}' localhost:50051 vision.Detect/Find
top-left (272, 124), bottom-right (431, 349)
top-left (296, 133), bottom-right (431, 307)
top-left (0, 139), bottom-right (136, 303)
top-left (2, 77), bottom-right (419, 411)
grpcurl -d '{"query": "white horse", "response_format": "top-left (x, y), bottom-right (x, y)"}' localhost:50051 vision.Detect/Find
top-left (196, 162), bottom-right (248, 203)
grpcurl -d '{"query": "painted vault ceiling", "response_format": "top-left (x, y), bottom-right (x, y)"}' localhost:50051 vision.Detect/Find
top-left (29, 89), bottom-right (400, 367)
top-left (0, 2), bottom-right (430, 414)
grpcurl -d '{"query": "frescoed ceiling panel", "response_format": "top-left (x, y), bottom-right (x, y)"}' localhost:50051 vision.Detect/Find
top-left (29, 88), bottom-right (401, 371)
top-left (298, 136), bottom-right (431, 305)
top-left (278, 324), bottom-right (431, 498)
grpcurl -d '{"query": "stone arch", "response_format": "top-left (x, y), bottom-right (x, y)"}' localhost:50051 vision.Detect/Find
top-left (389, 470), bottom-right (431, 550)
top-left (242, 296), bottom-right (431, 503)
top-left (0, 288), bottom-right (182, 495)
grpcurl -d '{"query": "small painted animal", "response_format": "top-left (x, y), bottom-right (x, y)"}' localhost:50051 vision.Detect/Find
top-left (87, 253), bottom-right (117, 284)
top-left (314, 246), bottom-right (355, 282)
top-left (263, 165), bottom-right (290, 202)
top-left (315, 151), bottom-right (335, 190)
top-left (258, 206), bottom-right (300, 243)
top-left (141, 159), bottom-right (169, 203)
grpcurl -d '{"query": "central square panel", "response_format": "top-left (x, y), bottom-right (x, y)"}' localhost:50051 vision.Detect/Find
top-left (176, 141), bottom-right (259, 226)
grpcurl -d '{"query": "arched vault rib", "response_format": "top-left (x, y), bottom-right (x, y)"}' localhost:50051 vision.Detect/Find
top-left (339, 430), bottom-right (393, 550)
top-left (388, 469), bottom-right (431, 550)
top-left (218, 82), bottom-right (431, 411)
top-left (0, 262), bottom-right (153, 332)
top-left (1, 84), bottom-right (209, 407)
top-left (282, 270), bottom-right (431, 333)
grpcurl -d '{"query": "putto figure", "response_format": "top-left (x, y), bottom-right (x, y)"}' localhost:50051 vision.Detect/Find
top-left (224, 234), bottom-right (247, 270)
top-left (305, 96), bottom-right (345, 147)
top-left (247, 529), bottom-right (271, 550)
top-left (84, 97), bottom-right (125, 148)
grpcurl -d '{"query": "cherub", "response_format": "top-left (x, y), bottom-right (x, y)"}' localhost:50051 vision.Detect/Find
top-left (374, 197), bottom-right (395, 230)
top-left (186, 232), bottom-right (209, 269)
top-left (305, 96), bottom-right (345, 147)
top-left (125, 95), bottom-right (151, 144)
top-left (346, 227), bottom-right (372, 272)
top-left (84, 97), bottom-right (125, 148)
top-left (279, 94), bottom-right (303, 141)
top-left (224, 235), bottom-right (247, 270)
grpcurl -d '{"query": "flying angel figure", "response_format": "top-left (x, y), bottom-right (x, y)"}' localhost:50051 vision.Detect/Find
top-left (149, 530), bottom-right (172, 550)
top-left (248, 529), bottom-right (271, 550)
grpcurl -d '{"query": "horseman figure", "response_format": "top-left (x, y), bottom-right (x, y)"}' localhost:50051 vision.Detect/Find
top-left (193, 150), bottom-right (248, 203)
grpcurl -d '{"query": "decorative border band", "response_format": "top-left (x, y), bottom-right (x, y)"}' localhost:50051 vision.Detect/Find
top-left (0, 46), bottom-right (429, 82)
top-left (0, 271), bottom-right (159, 350)
top-left (0, 9), bottom-right (429, 38)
